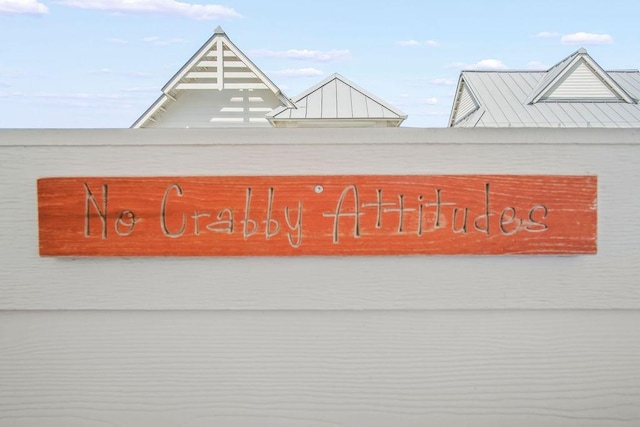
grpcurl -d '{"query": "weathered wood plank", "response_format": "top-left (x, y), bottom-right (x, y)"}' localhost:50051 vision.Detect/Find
top-left (1, 310), bottom-right (638, 426)
top-left (37, 175), bottom-right (597, 256)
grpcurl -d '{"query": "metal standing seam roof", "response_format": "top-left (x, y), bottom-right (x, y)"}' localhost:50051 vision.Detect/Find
top-left (267, 73), bottom-right (407, 126)
top-left (449, 49), bottom-right (640, 128)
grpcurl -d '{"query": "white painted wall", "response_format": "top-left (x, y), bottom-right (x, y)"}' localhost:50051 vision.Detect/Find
top-left (144, 89), bottom-right (280, 127)
top-left (1, 128), bottom-right (639, 426)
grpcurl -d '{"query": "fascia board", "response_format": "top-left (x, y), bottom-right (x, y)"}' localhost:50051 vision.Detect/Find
top-left (161, 34), bottom-right (219, 94)
top-left (130, 94), bottom-right (169, 128)
top-left (449, 74), bottom-right (481, 126)
top-left (581, 56), bottom-right (636, 103)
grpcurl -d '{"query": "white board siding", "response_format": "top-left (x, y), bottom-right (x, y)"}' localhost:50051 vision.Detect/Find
top-left (1, 310), bottom-right (639, 427)
top-left (142, 90), bottom-right (279, 128)
top-left (453, 82), bottom-right (479, 123)
top-left (2, 128), bottom-right (640, 426)
top-left (1, 128), bottom-right (640, 310)
top-left (544, 62), bottom-right (619, 100)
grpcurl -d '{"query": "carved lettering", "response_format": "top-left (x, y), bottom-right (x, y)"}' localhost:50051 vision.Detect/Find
top-left (84, 183), bottom-right (108, 239)
top-left (242, 187), bottom-right (258, 240)
top-left (114, 210), bottom-right (139, 236)
top-left (526, 205), bottom-right (549, 232)
top-left (473, 183), bottom-right (491, 235)
top-left (39, 176), bottom-right (578, 257)
top-left (264, 187), bottom-right (280, 240)
top-left (284, 202), bottom-right (303, 248)
top-left (323, 185), bottom-right (363, 243)
top-left (206, 208), bottom-right (234, 234)
top-left (160, 183), bottom-right (186, 238)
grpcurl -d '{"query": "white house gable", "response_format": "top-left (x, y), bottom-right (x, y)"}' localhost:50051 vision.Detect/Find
top-left (449, 79), bottom-right (479, 126)
top-left (540, 60), bottom-right (624, 101)
top-left (267, 74), bottom-right (407, 127)
top-left (132, 27), bottom-right (291, 128)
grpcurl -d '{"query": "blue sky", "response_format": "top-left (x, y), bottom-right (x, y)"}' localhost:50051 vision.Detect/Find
top-left (0, 0), bottom-right (638, 128)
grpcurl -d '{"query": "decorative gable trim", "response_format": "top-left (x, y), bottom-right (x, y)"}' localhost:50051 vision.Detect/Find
top-left (449, 76), bottom-right (480, 126)
top-left (131, 27), bottom-right (292, 128)
top-left (527, 48), bottom-right (636, 104)
top-left (162, 27), bottom-right (285, 95)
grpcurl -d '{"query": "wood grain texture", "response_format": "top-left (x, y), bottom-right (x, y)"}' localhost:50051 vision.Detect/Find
top-left (1, 130), bottom-right (640, 309)
top-left (37, 175), bottom-right (597, 256)
top-left (1, 310), bottom-right (639, 426)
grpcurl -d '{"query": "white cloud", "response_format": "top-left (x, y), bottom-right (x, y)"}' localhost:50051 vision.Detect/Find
top-left (56, 0), bottom-right (241, 20)
top-left (121, 86), bottom-right (158, 93)
top-left (474, 59), bottom-right (508, 70)
top-left (561, 32), bottom-right (613, 45)
top-left (270, 68), bottom-right (323, 78)
top-left (429, 78), bottom-right (456, 86)
top-left (449, 59), bottom-right (508, 70)
top-left (30, 92), bottom-right (131, 109)
top-left (397, 39), bottom-right (438, 47)
top-left (93, 68), bottom-right (153, 78)
top-left (0, 90), bottom-right (24, 98)
top-left (534, 31), bottom-right (559, 38)
top-left (527, 61), bottom-right (548, 70)
top-left (143, 36), bottom-right (185, 46)
top-left (397, 40), bottom-right (420, 47)
top-left (34, 92), bottom-right (125, 100)
top-left (446, 61), bottom-right (467, 69)
top-left (421, 97), bottom-right (439, 105)
top-left (251, 49), bottom-right (350, 62)
top-left (0, 0), bottom-right (48, 14)
top-left (107, 38), bottom-right (128, 45)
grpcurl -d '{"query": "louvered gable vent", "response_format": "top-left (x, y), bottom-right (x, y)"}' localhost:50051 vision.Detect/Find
top-left (132, 27), bottom-right (291, 128)
top-left (540, 60), bottom-right (621, 101)
top-left (528, 49), bottom-right (636, 105)
top-left (176, 41), bottom-right (267, 91)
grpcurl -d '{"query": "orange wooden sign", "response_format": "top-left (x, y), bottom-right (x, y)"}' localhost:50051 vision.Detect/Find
top-left (37, 175), bottom-right (597, 256)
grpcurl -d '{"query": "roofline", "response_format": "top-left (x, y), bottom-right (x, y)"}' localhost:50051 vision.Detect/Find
top-left (161, 32), bottom-right (218, 94)
top-left (448, 75), bottom-right (481, 127)
top-left (460, 69), bottom-right (546, 73)
top-left (131, 94), bottom-right (168, 128)
top-left (526, 49), bottom-right (637, 104)
top-left (268, 117), bottom-right (407, 122)
top-left (448, 74), bottom-right (465, 127)
top-left (132, 26), bottom-right (295, 128)
top-left (460, 68), bottom-right (640, 73)
top-left (267, 117), bottom-right (405, 127)
top-left (268, 73), bottom-right (407, 120)
top-left (159, 27), bottom-right (292, 107)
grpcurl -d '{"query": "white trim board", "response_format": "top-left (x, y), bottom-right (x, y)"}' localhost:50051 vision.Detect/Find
top-left (1, 127), bottom-right (639, 147)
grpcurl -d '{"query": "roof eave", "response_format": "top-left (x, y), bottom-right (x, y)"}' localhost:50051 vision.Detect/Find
top-left (131, 94), bottom-right (169, 128)
top-left (268, 117), bottom-right (405, 127)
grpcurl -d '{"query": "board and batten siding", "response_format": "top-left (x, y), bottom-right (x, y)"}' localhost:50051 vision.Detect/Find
top-left (1, 127), bottom-right (639, 426)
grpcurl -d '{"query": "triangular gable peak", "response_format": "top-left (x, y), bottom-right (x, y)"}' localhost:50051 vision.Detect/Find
top-left (448, 75), bottom-right (480, 126)
top-left (132, 27), bottom-right (292, 128)
top-left (527, 48), bottom-right (636, 104)
top-left (267, 73), bottom-right (407, 127)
